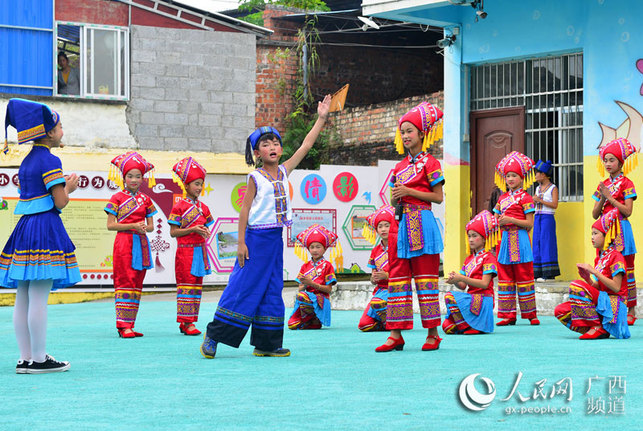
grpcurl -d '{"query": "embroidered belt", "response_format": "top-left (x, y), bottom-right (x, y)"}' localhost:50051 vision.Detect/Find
top-left (501, 225), bottom-right (521, 231)
top-left (402, 203), bottom-right (432, 212)
top-left (119, 230), bottom-right (147, 235)
top-left (178, 243), bottom-right (206, 248)
top-left (402, 204), bottom-right (431, 252)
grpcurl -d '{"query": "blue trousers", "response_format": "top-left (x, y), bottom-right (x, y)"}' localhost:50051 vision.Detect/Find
top-left (206, 228), bottom-right (285, 351)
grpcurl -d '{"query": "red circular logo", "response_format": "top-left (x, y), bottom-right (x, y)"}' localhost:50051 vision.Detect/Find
top-left (333, 172), bottom-right (359, 202)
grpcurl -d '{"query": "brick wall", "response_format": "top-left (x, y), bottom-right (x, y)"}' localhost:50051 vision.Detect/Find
top-left (255, 6), bottom-right (444, 159)
top-left (255, 6), bottom-right (300, 133)
top-left (327, 91), bottom-right (444, 165)
top-left (127, 25), bottom-right (256, 153)
top-left (312, 45), bottom-right (443, 106)
top-left (56, 0), bottom-right (128, 26)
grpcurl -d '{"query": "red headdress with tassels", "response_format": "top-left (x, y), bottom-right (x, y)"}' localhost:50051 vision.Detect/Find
top-left (465, 210), bottom-right (501, 254)
top-left (362, 205), bottom-right (395, 245)
top-left (494, 151), bottom-right (536, 192)
top-left (294, 223), bottom-right (343, 270)
top-left (172, 157), bottom-right (206, 197)
top-left (597, 138), bottom-right (639, 177)
top-left (108, 151), bottom-right (156, 190)
top-left (592, 208), bottom-right (624, 252)
top-left (394, 102), bottom-right (443, 154)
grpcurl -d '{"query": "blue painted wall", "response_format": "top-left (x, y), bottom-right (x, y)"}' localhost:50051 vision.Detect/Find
top-left (456, 0), bottom-right (641, 155)
top-left (0, 0), bottom-right (54, 96)
top-left (402, 0), bottom-right (643, 156)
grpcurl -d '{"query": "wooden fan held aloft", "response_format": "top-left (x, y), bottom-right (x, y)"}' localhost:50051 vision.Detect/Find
top-left (329, 84), bottom-right (349, 112)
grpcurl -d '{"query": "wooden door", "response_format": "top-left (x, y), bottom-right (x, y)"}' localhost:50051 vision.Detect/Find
top-left (470, 107), bottom-right (525, 215)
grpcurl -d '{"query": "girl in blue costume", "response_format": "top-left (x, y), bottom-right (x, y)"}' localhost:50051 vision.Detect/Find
top-left (1, 99), bottom-right (81, 374)
top-left (201, 94), bottom-right (331, 358)
top-left (443, 210), bottom-right (500, 335)
top-left (532, 160), bottom-right (560, 281)
top-left (288, 223), bottom-right (340, 330)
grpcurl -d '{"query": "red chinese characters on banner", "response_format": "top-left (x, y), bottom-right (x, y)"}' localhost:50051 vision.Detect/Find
top-left (333, 172), bottom-right (358, 202)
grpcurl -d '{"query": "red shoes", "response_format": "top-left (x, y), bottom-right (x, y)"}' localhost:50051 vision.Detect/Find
top-left (376, 334), bottom-right (443, 351)
top-left (579, 327), bottom-right (610, 340)
top-left (496, 318), bottom-right (539, 326)
top-left (463, 329), bottom-right (483, 335)
top-left (496, 318), bottom-right (516, 326)
top-left (627, 315), bottom-right (637, 326)
top-left (375, 336), bottom-right (405, 352)
top-left (117, 328), bottom-right (136, 338)
top-left (179, 323), bottom-right (202, 336)
top-left (422, 335), bottom-right (443, 351)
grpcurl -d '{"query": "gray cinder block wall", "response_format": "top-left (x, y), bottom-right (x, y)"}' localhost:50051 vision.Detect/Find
top-left (127, 25), bottom-right (256, 153)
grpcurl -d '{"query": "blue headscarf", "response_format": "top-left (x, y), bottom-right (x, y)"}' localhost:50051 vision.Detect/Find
top-left (245, 126), bottom-right (282, 166)
top-left (4, 98), bottom-right (60, 154)
top-left (534, 160), bottom-right (553, 177)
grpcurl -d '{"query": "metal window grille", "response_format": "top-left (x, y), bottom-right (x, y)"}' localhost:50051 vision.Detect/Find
top-left (470, 53), bottom-right (584, 201)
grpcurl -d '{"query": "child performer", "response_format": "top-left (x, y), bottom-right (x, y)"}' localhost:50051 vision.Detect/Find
top-left (443, 210), bottom-right (500, 335)
top-left (493, 151), bottom-right (540, 326)
top-left (592, 138), bottom-right (638, 325)
top-left (168, 157), bottom-right (213, 336)
top-left (1, 98), bottom-right (81, 374)
top-left (554, 209), bottom-right (630, 339)
top-left (105, 152), bottom-right (157, 338)
top-left (532, 160), bottom-right (560, 281)
top-left (288, 224), bottom-right (340, 330)
top-left (376, 101), bottom-right (445, 353)
top-left (201, 94), bottom-right (331, 358)
top-left (358, 205), bottom-right (394, 332)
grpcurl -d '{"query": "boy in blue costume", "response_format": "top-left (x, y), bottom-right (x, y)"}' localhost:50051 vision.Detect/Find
top-left (201, 94), bottom-right (331, 358)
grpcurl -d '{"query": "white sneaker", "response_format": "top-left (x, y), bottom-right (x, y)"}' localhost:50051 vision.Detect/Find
top-left (536, 278), bottom-right (545, 283)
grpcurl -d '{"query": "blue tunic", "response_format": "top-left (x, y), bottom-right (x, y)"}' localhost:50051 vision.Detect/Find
top-left (0, 144), bottom-right (81, 290)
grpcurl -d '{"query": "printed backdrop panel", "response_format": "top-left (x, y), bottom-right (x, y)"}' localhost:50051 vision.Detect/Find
top-left (0, 161), bottom-right (445, 287)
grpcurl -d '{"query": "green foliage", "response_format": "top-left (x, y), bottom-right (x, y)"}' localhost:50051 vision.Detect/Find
top-left (237, 11), bottom-right (264, 26)
top-left (237, 0), bottom-right (328, 27)
top-left (281, 115), bottom-right (330, 170)
top-left (290, 16), bottom-right (321, 116)
top-left (238, 0), bottom-right (329, 169)
top-left (238, 0), bottom-right (329, 13)
top-left (267, 47), bottom-right (291, 64)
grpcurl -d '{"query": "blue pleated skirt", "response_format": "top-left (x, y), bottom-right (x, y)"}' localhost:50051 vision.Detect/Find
top-left (396, 209), bottom-right (443, 258)
top-left (447, 291), bottom-right (494, 333)
top-left (0, 208), bottom-right (81, 290)
top-left (497, 229), bottom-right (533, 265)
top-left (596, 291), bottom-right (630, 339)
top-left (366, 287), bottom-right (389, 320)
top-left (290, 291), bottom-right (331, 327)
top-left (620, 219), bottom-right (637, 257)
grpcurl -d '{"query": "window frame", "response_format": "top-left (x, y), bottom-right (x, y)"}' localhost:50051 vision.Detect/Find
top-left (54, 21), bottom-right (130, 101)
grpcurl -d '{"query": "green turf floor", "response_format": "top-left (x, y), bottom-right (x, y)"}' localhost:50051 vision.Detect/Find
top-left (0, 301), bottom-right (640, 430)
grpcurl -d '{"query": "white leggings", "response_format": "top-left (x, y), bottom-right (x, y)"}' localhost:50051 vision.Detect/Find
top-left (13, 280), bottom-right (53, 363)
